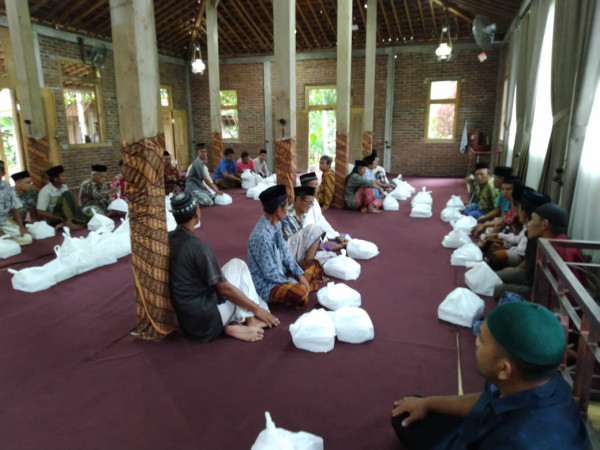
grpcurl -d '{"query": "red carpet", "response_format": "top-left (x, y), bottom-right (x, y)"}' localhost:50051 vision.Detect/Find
top-left (0, 177), bottom-right (493, 449)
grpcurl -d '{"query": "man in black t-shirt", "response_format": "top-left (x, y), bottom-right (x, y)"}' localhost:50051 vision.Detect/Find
top-left (168, 192), bottom-right (279, 342)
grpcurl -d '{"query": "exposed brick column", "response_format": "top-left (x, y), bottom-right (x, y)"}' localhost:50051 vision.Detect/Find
top-left (362, 131), bottom-right (372, 158)
top-left (275, 137), bottom-right (297, 201)
top-left (124, 137), bottom-right (175, 341)
top-left (211, 132), bottom-right (223, 171)
top-left (27, 137), bottom-right (50, 191)
top-left (332, 132), bottom-right (349, 209)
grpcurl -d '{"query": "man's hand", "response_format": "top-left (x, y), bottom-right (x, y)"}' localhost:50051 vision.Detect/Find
top-left (392, 397), bottom-right (429, 426)
top-left (19, 225), bottom-right (29, 236)
top-left (215, 189), bottom-right (224, 196)
top-left (299, 275), bottom-right (310, 290)
top-left (253, 308), bottom-right (280, 328)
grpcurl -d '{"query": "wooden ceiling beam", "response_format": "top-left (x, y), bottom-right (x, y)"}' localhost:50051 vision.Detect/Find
top-left (296, 5), bottom-right (319, 47)
top-left (307, 1), bottom-right (329, 44)
top-left (219, 7), bottom-right (252, 54)
top-left (230, 0), bottom-right (272, 50)
top-left (429, 0), bottom-right (438, 38)
top-left (75, 1), bottom-right (107, 27)
top-left (417, 0), bottom-right (427, 37)
top-left (402, 0), bottom-right (414, 37)
top-left (186, 0), bottom-right (207, 59)
top-left (454, 14), bottom-right (461, 38)
top-left (29, 0), bottom-right (49, 16)
top-left (377, 0), bottom-right (393, 42)
top-left (155, 5), bottom-right (189, 30)
top-left (247, 1), bottom-right (274, 49)
top-left (432, 0), bottom-right (473, 23)
top-left (319, 0), bottom-right (336, 35)
top-left (389, 0), bottom-right (403, 40)
top-left (63, 0), bottom-right (92, 20)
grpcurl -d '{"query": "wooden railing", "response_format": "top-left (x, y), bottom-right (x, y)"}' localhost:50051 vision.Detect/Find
top-left (533, 238), bottom-right (600, 447)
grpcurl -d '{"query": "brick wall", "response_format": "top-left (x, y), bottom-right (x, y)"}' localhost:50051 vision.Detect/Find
top-left (189, 49), bottom-right (499, 177)
top-left (37, 34), bottom-right (187, 186)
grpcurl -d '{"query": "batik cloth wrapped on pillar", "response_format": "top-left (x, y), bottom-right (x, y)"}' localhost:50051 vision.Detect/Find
top-left (332, 133), bottom-right (349, 208)
top-left (275, 137), bottom-right (297, 202)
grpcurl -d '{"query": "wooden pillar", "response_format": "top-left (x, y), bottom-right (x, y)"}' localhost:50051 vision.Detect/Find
top-left (6, 0), bottom-right (49, 189)
top-left (207, 0), bottom-right (223, 171)
top-left (362, 0), bottom-right (377, 158)
top-left (332, 0), bottom-right (352, 209)
top-left (273, 0), bottom-right (297, 200)
top-left (110, 0), bottom-right (175, 341)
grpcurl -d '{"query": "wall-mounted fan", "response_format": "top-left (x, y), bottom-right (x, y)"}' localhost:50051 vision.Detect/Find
top-left (472, 15), bottom-right (507, 50)
top-left (77, 37), bottom-right (106, 69)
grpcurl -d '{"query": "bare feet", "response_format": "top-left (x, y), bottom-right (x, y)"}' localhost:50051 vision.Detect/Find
top-left (54, 223), bottom-right (65, 231)
top-left (246, 316), bottom-right (269, 329)
top-left (367, 205), bottom-right (382, 214)
top-left (224, 324), bottom-right (264, 342)
top-left (318, 275), bottom-right (330, 284)
top-left (66, 220), bottom-right (85, 230)
top-left (360, 206), bottom-right (368, 214)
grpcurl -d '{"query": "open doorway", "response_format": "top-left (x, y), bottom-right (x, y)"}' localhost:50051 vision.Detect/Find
top-left (0, 88), bottom-right (24, 181)
top-left (307, 86), bottom-right (336, 169)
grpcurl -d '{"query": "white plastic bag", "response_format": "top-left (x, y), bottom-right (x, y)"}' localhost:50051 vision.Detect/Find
top-left (394, 175), bottom-right (416, 194)
top-left (241, 169), bottom-right (256, 189)
top-left (446, 195), bottom-right (465, 209)
top-left (59, 227), bottom-right (90, 256)
top-left (25, 221), bottom-right (56, 240)
top-left (85, 229), bottom-right (118, 268)
top-left (214, 193), bottom-right (233, 206)
top-left (451, 215), bottom-right (477, 233)
top-left (317, 282), bottom-right (361, 310)
top-left (314, 250), bottom-right (337, 265)
top-left (465, 262), bottom-right (503, 296)
top-left (9, 266), bottom-right (56, 292)
top-left (107, 198), bottom-right (128, 213)
top-left (166, 211), bottom-right (177, 231)
top-left (323, 249), bottom-right (361, 280)
top-left (87, 212), bottom-right (115, 232)
top-left (346, 239), bottom-right (379, 260)
top-left (390, 184), bottom-right (412, 201)
top-left (442, 229), bottom-right (472, 249)
top-left (438, 287), bottom-right (485, 327)
top-left (43, 245), bottom-right (77, 282)
top-left (410, 203), bottom-right (432, 218)
top-left (251, 412), bottom-right (324, 450)
top-left (0, 234), bottom-right (21, 259)
top-left (411, 187), bottom-right (433, 206)
top-left (289, 308), bottom-right (336, 353)
top-left (383, 193), bottom-right (399, 211)
top-left (450, 243), bottom-right (483, 267)
top-left (440, 207), bottom-right (463, 223)
top-left (333, 306), bottom-right (374, 344)
top-left (253, 183), bottom-right (270, 200)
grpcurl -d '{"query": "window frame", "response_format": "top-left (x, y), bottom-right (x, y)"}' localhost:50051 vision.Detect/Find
top-left (424, 78), bottom-right (461, 143)
top-left (220, 89), bottom-right (239, 141)
top-left (60, 58), bottom-right (106, 148)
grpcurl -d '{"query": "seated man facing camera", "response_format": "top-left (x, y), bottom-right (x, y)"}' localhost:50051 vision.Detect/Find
top-left (391, 301), bottom-right (588, 449)
top-left (168, 192), bottom-right (279, 343)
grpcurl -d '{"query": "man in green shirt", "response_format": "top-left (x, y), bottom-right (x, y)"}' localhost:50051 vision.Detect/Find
top-left (463, 163), bottom-right (499, 219)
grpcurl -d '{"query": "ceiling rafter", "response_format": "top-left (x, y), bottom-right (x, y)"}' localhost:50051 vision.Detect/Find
top-left (247, 1), bottom-right (274, 49)
top-left (307, 1), bottom-right (329, 45)
top-left (29, 0), bottom-right (49, 16)
top-left (230, 0), bottom-right (272, 50)
top-left (402, 0), bottom-right (414, 37)
top-left (432, 0), bottom-right (473, 24)
top-left (319, 0), bottom-right (336, 34)
top-left (416, 0), bottom-right (427, 38)
top-left (186, 0), bottom-right (207, 58)
top-left (377, 0), bottom-right (392, 42)
top-left (429, 0), bottom-right (439, 39)
top-left (218, 6), bottom-right (250, 53)
top-left (62, 0), bottom-right (90, 21)
top-left (389, 0), bottom-right (403, 41)
top-left (296, 5), bottom-right (319, 47)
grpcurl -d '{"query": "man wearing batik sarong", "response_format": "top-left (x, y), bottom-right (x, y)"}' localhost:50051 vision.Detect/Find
top-left (281, 185), bottom-right (324, 265)
top-left (0, 160), bottom-right (32, 246)
top-left (248, 185), bottom-right (323, 309)
top-left (37, 165), bottom-right (92, 229)
top-left (80, 164), bottom-right (119, 215)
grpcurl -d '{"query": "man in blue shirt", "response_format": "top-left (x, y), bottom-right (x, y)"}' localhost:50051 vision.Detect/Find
top-left (391, 302), bottom-right (588, 449)
top-left (212, 147), bottom-right (241, 189)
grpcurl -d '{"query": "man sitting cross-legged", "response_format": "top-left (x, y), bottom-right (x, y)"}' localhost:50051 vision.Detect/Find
top-left (463, 163), bottom-right (499, 219)
top-left (213, 147), bottom-right (242, 189)
top-left (299, 172), bottom-right (348, 251)
top-left (168, 192), bottom-right (279, 343)
top-left (11, 170), bottom-right (38, 225)
top-left (248, 185), bottom-right (323, 309)
top-left (0, 160), bottom-right (31, 245)
top-left (391, 301), bottom-right (588, 449)
top-left (37, 165), bottom-right (93, 229)
top-left (281, 185), bottom-right (325, 267)
top-left (185, 143), bottom-right (223, 206)
top-left (80, 164), bottom-right (121, 216)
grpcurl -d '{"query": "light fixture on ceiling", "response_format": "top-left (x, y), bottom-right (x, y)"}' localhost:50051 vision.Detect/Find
top-left (191, 40), bottom-right (206, 75)
top-left (435, 26), bottom-right (453, 62)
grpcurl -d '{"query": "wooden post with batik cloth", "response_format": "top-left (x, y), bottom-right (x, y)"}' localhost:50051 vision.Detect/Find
top-left (275, 137), bottom-right (297, 201)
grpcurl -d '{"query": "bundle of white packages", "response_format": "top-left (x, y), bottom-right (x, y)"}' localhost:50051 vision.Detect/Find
top-left (346, 239), bottom-right (379, 260)
top-left (446, 195), bottom-right (465, 209)
top-left (322, 249), bottom-right (361, 280)
top-left (0, 235), bottom-right (21, 259)
top-left (214, 193), bottom-right (233, 205)
top-left (241, 169), bottom-right (256, 189)
top-left (442, 229), bottom-right (472, 249)
top-left (107, 198), bottom-right (128, 213)
top-left (317, 281), bottom-right (361, 310)
top-left (438, 287), bottom-right (484, 327)
top-left (383, 193), bottom-right (399, 211)
top-left (251, 412), bottom-right (324, 450)
top-left (9, 266), bottom-right (56, 292)
top-left (451, 215), bottom-right (477, 233)
top-left (289, 308), bottom-right (336, 353)
top-left (333, 306), bottom-right (374, 344)
top-left (25, 221), bottom-right (56, 240)
top-left (253, 183), bottom-right (270, 200)
top-left (440, 207), bottom-right (463, 222)
top-left (411, 187), bottom-right (433, 206)
top-left (465, 262), bottom-right (503, 296)
top-left (87, 211), bottom-right (115, 232)
top-left (450, 243), bottom-right (483, 267)
top-left (410, 203), bottom-right (432, 218)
